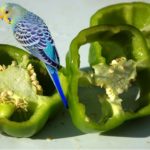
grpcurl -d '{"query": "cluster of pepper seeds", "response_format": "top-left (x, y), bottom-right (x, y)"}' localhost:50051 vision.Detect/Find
top-left (93, 57), bottom-right (137, 104)
top-left (0, 60), bottom-right (43, 112)
top-left (0, 90), bottom-right (28, 111)
top-left (0, 60), bottom-right (43, 95)
top-left (10, 58), bottom-right (43, 95)
top-left (0, 62), bottom-right (28, 111)
top-left (27, 63), bottom-right (43, 95)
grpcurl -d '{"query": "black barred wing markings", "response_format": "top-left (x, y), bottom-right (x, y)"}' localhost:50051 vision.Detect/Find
top-left (13, 12), bottom-right (60, 69)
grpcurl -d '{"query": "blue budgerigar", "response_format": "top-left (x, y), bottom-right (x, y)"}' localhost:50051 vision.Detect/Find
top-left (0, 3), bottom-right (68, 108)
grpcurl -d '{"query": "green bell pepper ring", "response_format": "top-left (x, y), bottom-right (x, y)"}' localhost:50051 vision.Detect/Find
top-left (66, 24), bottom-right (150, 133)
top-left (0, 44), bottom-right (68, 137)
top-left (89, 2), bottom-right (150, 65)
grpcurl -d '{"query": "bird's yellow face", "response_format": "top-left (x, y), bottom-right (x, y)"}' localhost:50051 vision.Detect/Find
top-left (0, 5), bottom-right (13, 24)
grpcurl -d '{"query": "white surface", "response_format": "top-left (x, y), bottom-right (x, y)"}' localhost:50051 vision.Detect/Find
top-left (0, 0), bottom-right (150, 149)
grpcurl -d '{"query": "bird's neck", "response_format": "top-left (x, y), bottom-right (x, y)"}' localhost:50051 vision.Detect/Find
top-left (11, 11), bottom-right (27, 29)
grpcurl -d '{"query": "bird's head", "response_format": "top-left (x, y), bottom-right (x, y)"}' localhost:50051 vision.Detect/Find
top-left (0, 3), bottom-right (26, 25)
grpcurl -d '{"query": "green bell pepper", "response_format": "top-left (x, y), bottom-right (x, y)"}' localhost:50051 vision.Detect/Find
top-left (89, 2), bottom-right (150, 65)
top-left (66, 24), bottom-right (150, 133)
top-left (0, 44), bottom-right (67, 137)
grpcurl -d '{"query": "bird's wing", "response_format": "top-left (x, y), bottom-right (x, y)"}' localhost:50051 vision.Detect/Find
top-left (13, 20), bottom-right (40, 48)
top-left (13, 15), bottom-right (60, 68)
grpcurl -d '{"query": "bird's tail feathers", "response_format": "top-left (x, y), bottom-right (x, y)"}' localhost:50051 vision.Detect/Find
top-left (46, 64), bottom-right (68, 108)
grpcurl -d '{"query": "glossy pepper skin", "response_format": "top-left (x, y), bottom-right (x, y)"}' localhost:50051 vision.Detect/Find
top-left (66, 23), bottom-right (150, 133)
top-left (0, 44), bottom-right (67, 137)
top-left (89, 2), bottom-right (150, 65)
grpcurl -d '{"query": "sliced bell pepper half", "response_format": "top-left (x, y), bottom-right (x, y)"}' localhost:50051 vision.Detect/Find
top-left (0, 44), bottom-right (68, 137)
top-left (66, 24), bottom-right (150, 133)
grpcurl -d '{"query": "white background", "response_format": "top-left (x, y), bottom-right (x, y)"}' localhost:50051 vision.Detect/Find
top-left (0, 0), bottom-right (150, 149)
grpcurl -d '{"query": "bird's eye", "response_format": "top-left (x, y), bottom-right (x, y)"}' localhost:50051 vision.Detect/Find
top-left (5, 10), bottom-right (9, 14)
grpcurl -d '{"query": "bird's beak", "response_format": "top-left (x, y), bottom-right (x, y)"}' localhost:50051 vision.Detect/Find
top-left (0, 8), bottom-right (4, 20)
top-left (0, 8), bottom-right (11, 24)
